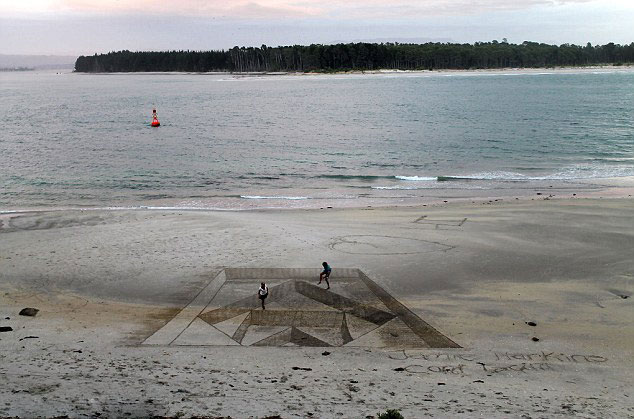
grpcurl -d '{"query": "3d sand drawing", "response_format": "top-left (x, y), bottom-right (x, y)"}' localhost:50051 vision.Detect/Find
top-left (143, 269), bottom-right (459, 349)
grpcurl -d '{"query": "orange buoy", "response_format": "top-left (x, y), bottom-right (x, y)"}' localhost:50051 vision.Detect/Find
top-left (151, 108), bottom-right (160, 127)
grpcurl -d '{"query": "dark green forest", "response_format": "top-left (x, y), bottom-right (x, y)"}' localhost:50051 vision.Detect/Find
top-left (75, 41), bottom-right (634, 73)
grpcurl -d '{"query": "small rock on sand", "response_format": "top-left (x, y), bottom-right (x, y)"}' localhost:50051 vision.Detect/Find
top-left (19, 307), bottom-right (39, 317)
top-left (0, 326), bottom-right (13, 332)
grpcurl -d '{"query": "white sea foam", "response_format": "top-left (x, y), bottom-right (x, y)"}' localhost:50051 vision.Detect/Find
top-left (510, 166), bottom-right (633, 181)
top-left (1, 206), bottom-right (243, 213)
top-left (372, 186), bottom-right (421, 190)
top-left (395, 176), bottom-right (436, 181)
top-left (372, 184), bottom-right (487, 190)
top-left (137, 206), bottom-right (231, 210)
top-left (439, 172), bottom-right (531, 181)
top-left (394, 166), bottom-right (634, 183)
top-left (241, 195), bottom-right (309, 200)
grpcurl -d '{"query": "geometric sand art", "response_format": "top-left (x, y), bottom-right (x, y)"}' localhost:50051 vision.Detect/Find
top-left (414, 215), bottom-right (468, 230)
top-left (143, 268), bottom-right (460, 349)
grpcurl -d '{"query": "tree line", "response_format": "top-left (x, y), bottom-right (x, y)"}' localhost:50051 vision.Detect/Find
top-left (74, 41), bottom-right (634, 73)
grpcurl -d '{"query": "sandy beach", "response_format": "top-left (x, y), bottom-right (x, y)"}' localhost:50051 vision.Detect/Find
top-left (1, 192), bottom-right (633, 418)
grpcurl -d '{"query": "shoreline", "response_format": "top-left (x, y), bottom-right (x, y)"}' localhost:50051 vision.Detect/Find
top-left (60, 64), bottom-right (634, 76)
top-left (293, 64), bottom-right (634, 76)
top-left (2, 175), bottom-right (633, 214)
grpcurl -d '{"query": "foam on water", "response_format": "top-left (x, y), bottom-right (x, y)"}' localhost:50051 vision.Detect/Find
top-left (241, 196), bottom-right (309, 200)
top-left (434, 166), bottom-right (634, 182)
top-left (389, 165), bottom-right (634, 184)
top-left (372, 186), bottom-right (421, 190)
top-left (395, 176), bottom-right (437, 181)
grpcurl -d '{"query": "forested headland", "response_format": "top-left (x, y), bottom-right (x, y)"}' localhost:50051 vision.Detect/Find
top-left (75, 41), bottom-right (634, 73)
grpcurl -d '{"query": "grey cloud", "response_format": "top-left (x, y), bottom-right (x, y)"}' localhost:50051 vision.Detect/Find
top-left (226, 2), bottom-right (316, 19)
top-left (323, 0), bottom-right (597, 19)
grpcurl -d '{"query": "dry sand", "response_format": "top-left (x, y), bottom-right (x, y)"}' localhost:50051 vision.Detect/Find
top-left (1, 196), bottom-right (633, 418)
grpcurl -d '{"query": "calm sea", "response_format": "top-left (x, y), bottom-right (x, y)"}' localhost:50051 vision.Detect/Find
top-left (1, 69), bottom-right (633, 211)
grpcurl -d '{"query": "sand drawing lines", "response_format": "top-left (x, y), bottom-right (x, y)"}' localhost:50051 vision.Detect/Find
top-left (142, 270), bottom-right (227, 345)
top-left (329, 235), bottom-right (454, 255)
top-left (142, 268), bottom-right (460, 349)
top-left (0, 212), bottom-right (111, 233)
top-left (414, 215), bottom-right (468, 230)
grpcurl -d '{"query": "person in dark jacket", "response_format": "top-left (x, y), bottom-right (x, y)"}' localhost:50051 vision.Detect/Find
top-left (319, 262), bottom-right (331, 289)
top-left (258, 282), bottom-right (269, 309)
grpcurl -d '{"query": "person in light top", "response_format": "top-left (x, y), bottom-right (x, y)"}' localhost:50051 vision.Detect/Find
top-left (258, 282), bottom-right (269, 310)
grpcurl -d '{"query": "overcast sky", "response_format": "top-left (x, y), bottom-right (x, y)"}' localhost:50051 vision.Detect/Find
top-left (1, 0), bottom-right (633, 56)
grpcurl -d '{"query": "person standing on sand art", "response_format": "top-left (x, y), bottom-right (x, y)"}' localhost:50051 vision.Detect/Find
top-left (258, 282), bottom-right (269, 309)
top-left (319, 262), bottom-right (331, 289)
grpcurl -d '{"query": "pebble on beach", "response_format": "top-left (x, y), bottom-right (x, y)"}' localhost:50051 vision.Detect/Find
top-left (19, 307), bottom-right (39, 317)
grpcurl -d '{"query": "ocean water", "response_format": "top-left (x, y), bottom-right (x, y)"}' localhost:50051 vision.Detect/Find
top-left (1, 69), bottom-right (633, 211)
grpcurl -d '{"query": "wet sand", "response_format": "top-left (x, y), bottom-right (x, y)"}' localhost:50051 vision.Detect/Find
top-left (1, 196), bottom-right (633, 417)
